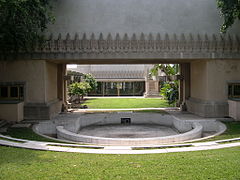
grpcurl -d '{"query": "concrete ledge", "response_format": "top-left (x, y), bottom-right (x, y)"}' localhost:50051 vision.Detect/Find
top-left (0, 101), bottom-right (24, 122)
top-left (228, 100), bottom-right (240, 121)
top-left (186, 98), bottom-right (228, 118)
top-left (35, 112), bottom-right (228, 145)
top-left (24, 100), bottom-right (62, 120)
top-left (56, 122), bottom-right (202, 146)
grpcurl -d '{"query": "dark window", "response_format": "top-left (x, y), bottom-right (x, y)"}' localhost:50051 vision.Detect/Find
top-left (19, 86), bottom-right (24, 99)
top-left (0, 84), bottom-right (24, 101)
top-left (228, 83), bottom-right (240, 98)
top-left (233, 84), bottom-right (240, 96)
top-left (0, 86), bottom-right (8, 98)
top-left (10, 87), bottom-right (18, 98)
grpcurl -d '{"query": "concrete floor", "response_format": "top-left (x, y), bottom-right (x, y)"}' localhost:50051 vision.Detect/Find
top-left (78, 124), bottom-right (179, 138)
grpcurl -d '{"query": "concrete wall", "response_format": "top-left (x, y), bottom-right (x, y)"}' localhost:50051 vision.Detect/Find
top-left (190, 61), bottom-right (208, 101)
top-left (228, 100), bottom-right (240, 121)
top-left (45, 62), bottom-right (58, 102)
top-left (48, 0), bottom-right (240, 37)
top-left (0, 60), bottom-right (46, 103)
top-left (207, 60), bottom-right (240, 101)
top-left (187, 60), bottom-right (240, 117)
top-left (0, 60), bottom-right (62, 120)
top-left (190, 60), bottom-right (240, 102)
top-left (0, 102), bottom-right (24, 122)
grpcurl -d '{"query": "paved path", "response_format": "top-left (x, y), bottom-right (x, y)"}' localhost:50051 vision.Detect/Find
top-left (1, 134), bottom-right (240, 154)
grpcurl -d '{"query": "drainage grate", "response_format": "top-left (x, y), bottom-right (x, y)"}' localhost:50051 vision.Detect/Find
top-left (121, 118), bottom-right (131, 124)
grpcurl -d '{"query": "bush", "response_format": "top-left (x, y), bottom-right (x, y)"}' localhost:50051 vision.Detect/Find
top-left (68, 82), bottom-right (91, 103)
top-left (160, 81), bottom-right (179, 105)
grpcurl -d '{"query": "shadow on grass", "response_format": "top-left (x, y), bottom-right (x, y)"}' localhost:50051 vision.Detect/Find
top-left (2, 127), bottom-right (59, 142)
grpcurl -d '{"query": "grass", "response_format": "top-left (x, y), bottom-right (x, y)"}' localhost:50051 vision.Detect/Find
top-left (2, 128), bottom-right (60, 143)
top-left (83, 98), bottom-right (171, 109)
top-left (0, 146), bottom-right (240, 179)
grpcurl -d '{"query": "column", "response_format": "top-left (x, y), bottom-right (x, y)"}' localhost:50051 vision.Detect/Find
top-left (179, 63), bottom-right (191, 111)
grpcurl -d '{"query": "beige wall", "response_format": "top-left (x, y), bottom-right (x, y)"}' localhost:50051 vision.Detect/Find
top-left (190, 60), bottom-right (240, 102)
top-left (0, 60), bottom-right (46, 103)
top-left (190, 60), bottom-right (208, 100)
top-left (45, 62), bottom-right (58, 102)
top-left (0, 102), bottom-right (24, 122)
top-left (0, 60), bottom-right (60, 104)
top-left (207, 60), bottom-right (240, 101)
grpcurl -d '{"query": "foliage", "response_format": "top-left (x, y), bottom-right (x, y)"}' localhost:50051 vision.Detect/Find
top-left (150, 64), bottom-right (179, 78)
top-left (217, 0), bottom-right (240, 33)
top-left (0, 0), bottom-right (55, 53)
top-left (82, 73), bottom-right (97, 91)
top-left (67, 71), bottom-right (97, 90)
top-left (160, 81), bottom-right (179, 105)
top-left (150, 64), bottom-right (179, 105)
top-left (68, 72), bottom-right (97, 104)
top-left (69, 82), bottom-right (91, 98)
top-left (67, 70), bottom-right (83, 82)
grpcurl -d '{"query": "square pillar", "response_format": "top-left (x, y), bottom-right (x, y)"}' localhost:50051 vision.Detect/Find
top-left (179, 63), bottom-right (191, 110)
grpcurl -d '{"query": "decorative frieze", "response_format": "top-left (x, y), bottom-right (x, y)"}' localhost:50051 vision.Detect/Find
top-left (40, 33), bottom-right (239, 54)
top-left (2, 33), bottom-right (240, 61)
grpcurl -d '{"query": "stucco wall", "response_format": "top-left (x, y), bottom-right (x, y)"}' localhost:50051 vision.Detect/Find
top-left (0, 60), bottom-right (46, 103)
top-left (207, 60), bottom-right (240, 101)
top-left (45, 62), bottom-right (58, 102)
top-left (190, 61), bottom-right (208, 100)
top-left (191, 60), bottom-right (240, 102)
top-left (48, 0), bottom-right (240, 37)
top-left (0, 102), bottom-right (24, 122)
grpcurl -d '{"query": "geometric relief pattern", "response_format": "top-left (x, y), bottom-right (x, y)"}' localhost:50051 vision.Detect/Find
top-left (38, 33), bottom-right (240, 53)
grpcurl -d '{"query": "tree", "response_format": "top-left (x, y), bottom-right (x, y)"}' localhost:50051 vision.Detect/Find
top-left (67, 72), bottom-right (97, 104)
top-left (150, 64), bottom-right (179, 81)
top-left (0, 0), bottom-right (55, 53)
top-left (68, 82), bottom-right (91, 103)
top-left (150, 64), bottom-right (179, 105)
top-left (217, 0), bottom-right (240, 33)
top-left (82, 73), bottom-right (98, 91)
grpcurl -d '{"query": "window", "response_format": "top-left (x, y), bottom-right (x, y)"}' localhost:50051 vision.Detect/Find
top-left (0, 84), bottom-right (24, 101)
top-left (228, 83), bottom-right (240, 99)
top-left (0, 86), bottom-right (8, 98)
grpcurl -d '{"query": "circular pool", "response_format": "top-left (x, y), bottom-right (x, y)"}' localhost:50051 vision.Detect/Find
top-left (34, 112), bottom-right (226, 146)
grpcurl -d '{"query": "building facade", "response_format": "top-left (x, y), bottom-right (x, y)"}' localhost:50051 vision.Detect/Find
top-left (0, 0), bottom-right (240, 121)
top-left (67, 64), bottom-right (160, 97)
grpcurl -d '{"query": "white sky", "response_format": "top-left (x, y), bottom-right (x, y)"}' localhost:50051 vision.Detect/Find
top-left (67, 64), bottom-right (77, 69)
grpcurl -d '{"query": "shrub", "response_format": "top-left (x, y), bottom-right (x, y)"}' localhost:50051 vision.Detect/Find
top-left (160, 81), bottom-right (179, 105)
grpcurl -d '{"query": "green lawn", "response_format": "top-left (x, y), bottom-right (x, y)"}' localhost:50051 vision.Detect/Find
top-left (2, 127), bottom-right (60, 143)
top-left (83, 98), bottom-right (171, 109)
top-left (0, 146), bottom-right (240, 179)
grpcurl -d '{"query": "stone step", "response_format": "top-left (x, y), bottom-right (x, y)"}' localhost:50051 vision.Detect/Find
top-left (0, 120), bottom-right (8, 128)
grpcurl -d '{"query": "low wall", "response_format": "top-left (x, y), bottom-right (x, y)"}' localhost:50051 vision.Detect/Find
top-left (35, 112), bottom-right (227, 145)
top-left (24, 99), bottom-right (62, 120)
top-left (228, 100), bottom-right (240, 121)
top-left (0, 101), bottom-right (24, 122)
top-left (55, 113), bottom-right (202, 145)
top-left (65, 112), bottom-right (175, 133)
top-left (56, 122), bottom-right (202, 145)
top-left (186, 98), bottom-right (228, 118)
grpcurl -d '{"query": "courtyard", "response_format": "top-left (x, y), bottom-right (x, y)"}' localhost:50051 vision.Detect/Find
top-left (1, 0), bottom-right (240, 179)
